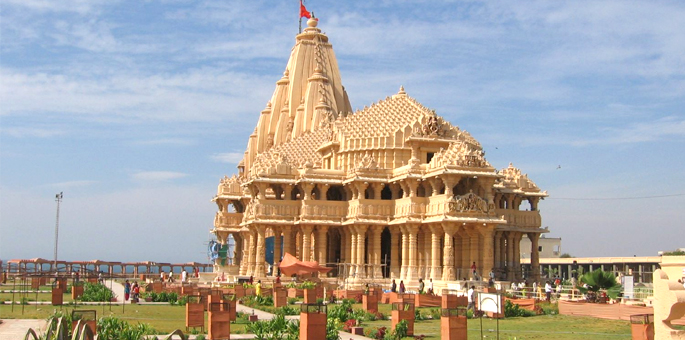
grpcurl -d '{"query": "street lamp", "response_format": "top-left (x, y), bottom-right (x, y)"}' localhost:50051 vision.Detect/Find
top-left (54, 192), bottom-right (63, 270)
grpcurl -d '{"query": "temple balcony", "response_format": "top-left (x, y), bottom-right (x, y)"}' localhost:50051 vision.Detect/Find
top-left (347, 199), bottom-right (394, 221)
top-left (394, 197), bottom-right (427, 219)
top-left (214, 211), bottom-right (243, 228)
top-left (300, 199), bottom-right (347, 222)
top-left (495, 209), bottom-right (542, 228)
top-left (244, 199), bottom-right (301, 223)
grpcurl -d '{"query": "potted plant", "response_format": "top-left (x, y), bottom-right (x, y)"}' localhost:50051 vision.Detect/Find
top-left (577, 269), bottom-right (621, 303)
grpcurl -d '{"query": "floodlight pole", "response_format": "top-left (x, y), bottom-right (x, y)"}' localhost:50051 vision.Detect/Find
top-left (53, 192), bottom-right (63, 270)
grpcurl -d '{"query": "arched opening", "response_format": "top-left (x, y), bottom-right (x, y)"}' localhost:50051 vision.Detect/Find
top-left (453, 177), bottom-right (483, 197)
top-left (291, 187), bottom-right (302, 200)
top-left (381, 227), bottom-right (391, 278)
top-left (417, 183), bottom-right (427, 197)
top-left (520, 200), bottom-right (531, 211)
top-left (364, 185), bottom-right (375, 199)
top-left (327, 186), bottom-right (345, 201)
top-left (311, 186), bottom-right (321, 200)
top-left (381, 186), bottom-right (392, 200)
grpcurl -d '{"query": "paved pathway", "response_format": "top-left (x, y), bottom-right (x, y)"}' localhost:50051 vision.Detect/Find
top-left (0, 319), bottom-right (47, 340)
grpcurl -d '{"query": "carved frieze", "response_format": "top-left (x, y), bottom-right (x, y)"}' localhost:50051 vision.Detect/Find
top-left (448, 191), bottom-right (494, 215)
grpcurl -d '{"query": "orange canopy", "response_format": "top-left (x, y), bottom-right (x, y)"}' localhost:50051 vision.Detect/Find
top-left (279, 252), bottom-right (332, 276)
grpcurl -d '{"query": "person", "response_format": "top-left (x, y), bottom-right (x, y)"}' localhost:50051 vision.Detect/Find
top-left (255, 280), bottom-right (262, 296)
top-left (418, 278), bottom-right (425, 294)
top-left (364, 283), bottom-right (370, 295)
top-left (532, 281), bottom-right (538, 298)
top-left (132, 281), bottom-right (140, 302)
top-left (488, 277), bottom-right (494, 288)
top-left (124, 280), bottom-right (131, 301)
top-left (427, 278), bottom-right (434, 295)
top-left (399, 280), bottom-right (405, 294)
top-left (181, 269), bottom-right (188, 283)
top-left (75, 271), bottom-right (80, 283)
top-left (195, 267), bottom-right (200, 278)
top-left (98, 272), bottom-right (103, 284)
top-left (391, 279), bottom-right (397, 293)
top-left (467, 285), bottom-right (476, 311)
top-left (489, 269), bottom-right (495, 281)
top-left (168, 271), bottom-right (174, 283)
top-left (545, 281), bottom-right (552, 302)
top-left (556, 281), bottom-right (562, 298)
top-left (275, 276), bottom-right (281, 284)
top-left (249, 276), bottom-right (254, 285)
top-left (511, 281), bottom-right (518, 292)
top-left (471, 262), bottom-right (477, 278)
top-left (160, 270), bottom-right (165, 282)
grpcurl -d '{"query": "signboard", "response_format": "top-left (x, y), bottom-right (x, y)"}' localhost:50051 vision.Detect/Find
top-left (622, 276), bottom-right (634, 299)
top-left (477, 292), bottom-right (502, 314)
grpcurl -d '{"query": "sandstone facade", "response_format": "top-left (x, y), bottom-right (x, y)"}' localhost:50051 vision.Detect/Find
top-left (211, 19), bottom-right (547, 286)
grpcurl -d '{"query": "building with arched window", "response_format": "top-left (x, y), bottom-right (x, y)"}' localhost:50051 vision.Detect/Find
top-left (211, 18), bottom-right (547, 287)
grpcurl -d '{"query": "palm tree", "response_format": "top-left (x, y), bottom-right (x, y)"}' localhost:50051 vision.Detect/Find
top-left (577, 269), bottom-right (622, 302)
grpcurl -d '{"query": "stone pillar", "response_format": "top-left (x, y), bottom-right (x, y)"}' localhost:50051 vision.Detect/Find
top-left (514, 232), bottom-right (523, 280)
top-left (349, 227), bottom-right (357, 278)
top-left (406, 224), bottom-right (420, 282)
top-left (417, 230), bottom-right (425, 279)
top-left (272, 227), bottom-right (282, 267)
top-left (459, 230), bottom-right (470, 279)
top-left (255, 225), bottom-right (266, 278)
top-left (430, 224), bottom-right (442, 280)
top-left (493, 231), bottom-right (502, 270)
top-left (234, 233), bottom-right (243, 268)
top-left (371, 225), bottom-right (384, 278)
top-left (390, 228), bottom-right (401, 279)
top-left (506, 232), bottom-right (515, 281)
top-left (400, 227), bottom-right (409, 280)
top-left (316, 225), bottom-right (329, 265)
top-left (282, 226), bottom-right (292, 258)
top-left (356, 225), bottom-right (368, 279)
top-left (442, 224), bottom-right (457, 281)
top-left (301, 225), bottom-right (314, 262)
top-left (528, 233), bottom-right (540, 282)
top-left (246, 230), bottom-right (256, 277)
top-left (480, 225), bottom-right (495, 281)
top-left (468, 228), bottom-right (479, 279)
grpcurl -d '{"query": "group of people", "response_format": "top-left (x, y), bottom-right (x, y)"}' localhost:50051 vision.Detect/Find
top-left (159, 268), bottom-right (196, 283)
top-left (123, 280), bottom-right (140, 302)
top-left (389, 278), bottom-right (435, 295)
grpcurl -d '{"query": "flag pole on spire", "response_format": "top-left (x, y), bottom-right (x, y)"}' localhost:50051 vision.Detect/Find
top-left (299, 0), bottom-right (312, 33)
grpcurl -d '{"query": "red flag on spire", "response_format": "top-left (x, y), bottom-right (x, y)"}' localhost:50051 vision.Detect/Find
top-left (300, 0), bottom-right (311, 19)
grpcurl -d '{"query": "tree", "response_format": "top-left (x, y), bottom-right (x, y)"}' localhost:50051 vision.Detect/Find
top-left (577, 269), bottom-right (621, 302)
top-left (559, 253), bottom-right (574, 258)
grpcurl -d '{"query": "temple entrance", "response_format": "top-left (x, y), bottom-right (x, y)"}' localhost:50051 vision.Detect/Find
top-left (381, 227), bottom-right (391, 278)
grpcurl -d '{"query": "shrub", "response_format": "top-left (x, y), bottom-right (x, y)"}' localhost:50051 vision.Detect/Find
top-left (97, 316), bottom-right (155, 340)
top-left (504, 300), bottom-right (535, 317)
top-left (429, 308), bottom-right (441, 320)
top-left (246, 313), bottom-right (299, 340)
top-left (326, 318), bottom-right (342, 340)
top-left (80, 282), bottom-right (115, 302)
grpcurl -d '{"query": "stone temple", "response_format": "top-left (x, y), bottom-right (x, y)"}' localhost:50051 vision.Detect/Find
top-left (211, 18), bottom-right (547, 288)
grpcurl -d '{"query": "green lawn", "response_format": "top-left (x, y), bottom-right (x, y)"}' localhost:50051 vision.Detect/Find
top-left (1, 302), bottom-right (634, 339)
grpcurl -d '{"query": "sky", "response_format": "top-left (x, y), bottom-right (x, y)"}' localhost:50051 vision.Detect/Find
top-left (1, 0), bottom-right (684, 264)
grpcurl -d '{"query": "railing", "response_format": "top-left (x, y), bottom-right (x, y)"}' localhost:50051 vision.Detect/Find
top-left (394, 197), bottom-right (426, 218)
top-left (347, 199), bottom-right (395, 220)
top-left (214, 212), bottom-right (243, 227)
top-left (496, 210), bottom-right (541, 227)
top-left (301, 200), bottom-right (347, 222)
top-left (246, 200), bottom-right (301, 222)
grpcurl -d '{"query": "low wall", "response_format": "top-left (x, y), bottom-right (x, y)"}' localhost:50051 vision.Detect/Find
top-left (559, 301), bottom-right (685, 325)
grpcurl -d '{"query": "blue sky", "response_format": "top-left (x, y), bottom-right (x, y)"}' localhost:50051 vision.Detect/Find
top-left (1, 0), bottom-right (684, 264)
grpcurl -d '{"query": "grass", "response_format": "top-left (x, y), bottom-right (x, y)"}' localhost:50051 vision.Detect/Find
top-left (349, 302), bottom-right (631, 340)
top-left (1, 300), bottom-right (634, 339)
top-left (0, 303), bottom-right (251, 334)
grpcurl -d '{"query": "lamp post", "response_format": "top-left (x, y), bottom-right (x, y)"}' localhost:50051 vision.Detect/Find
top-left (54, 192), bottom-right (63, 270)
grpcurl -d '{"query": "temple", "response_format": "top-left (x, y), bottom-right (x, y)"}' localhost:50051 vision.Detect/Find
top-left (211, 18), bottom-right (547, 288)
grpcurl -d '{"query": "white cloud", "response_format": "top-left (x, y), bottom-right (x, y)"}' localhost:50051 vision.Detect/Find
top-left (210, 152), bottom-right (243, 164)
top-left (131, 171), bottom-right (188, 182)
